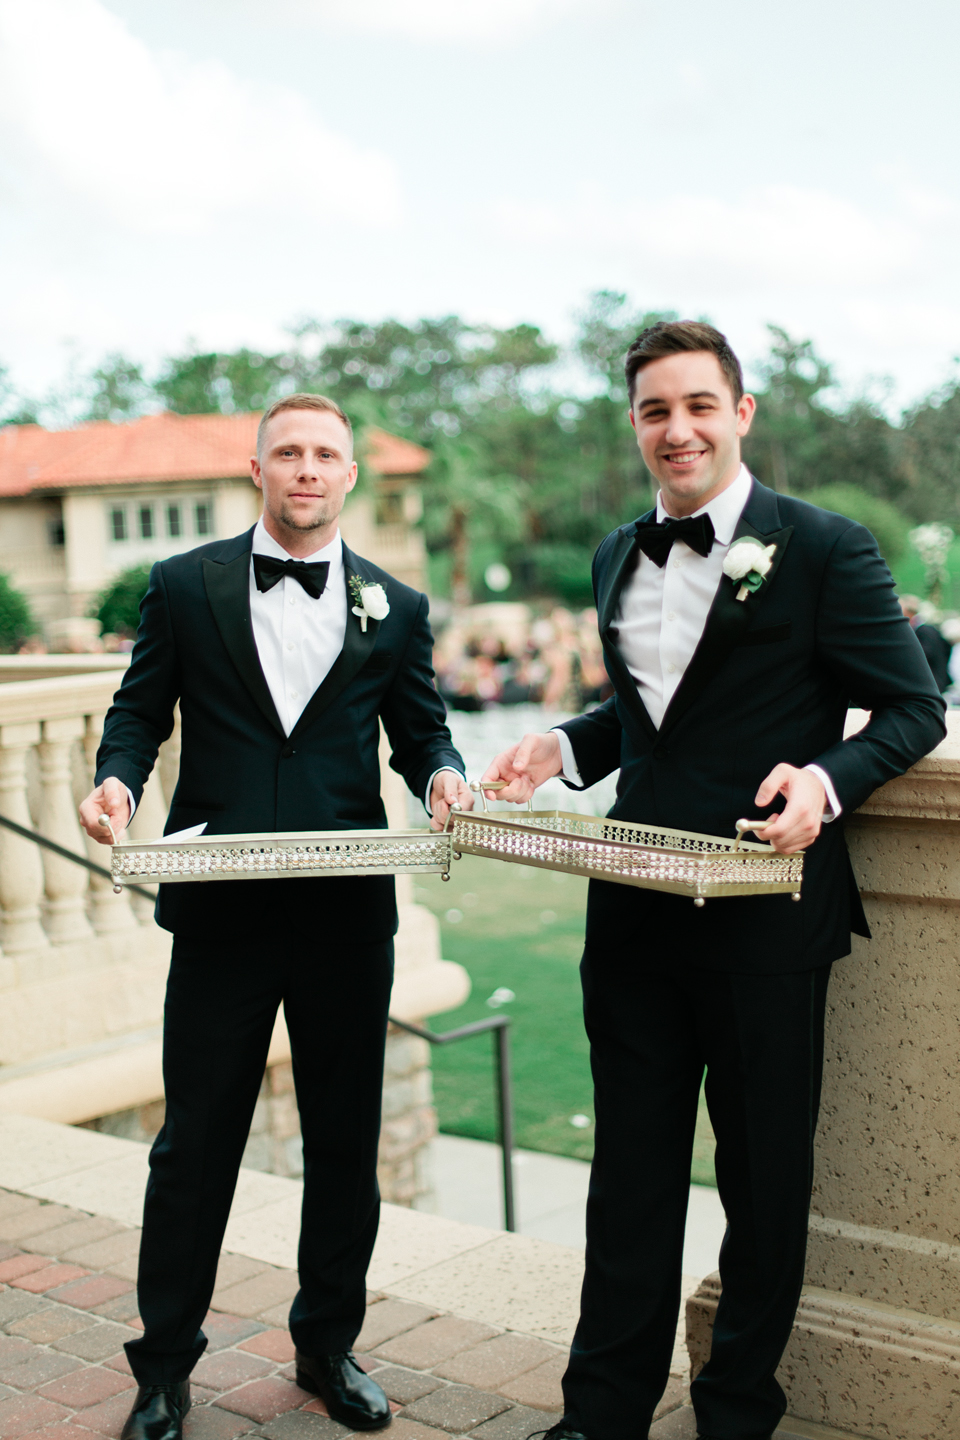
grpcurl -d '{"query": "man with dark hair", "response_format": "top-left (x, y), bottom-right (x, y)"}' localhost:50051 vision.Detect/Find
top-left (483, 324), bottom-right (944, 1440)
top-left (79, 396), bottom-right (471, 1440)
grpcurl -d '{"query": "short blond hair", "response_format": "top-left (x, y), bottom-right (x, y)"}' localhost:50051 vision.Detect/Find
top-left (256, 393), bottom-right (353, 456)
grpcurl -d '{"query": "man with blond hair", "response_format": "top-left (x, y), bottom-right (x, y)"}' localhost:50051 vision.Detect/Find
top-left (80, 394), bottom-right (471, 1440)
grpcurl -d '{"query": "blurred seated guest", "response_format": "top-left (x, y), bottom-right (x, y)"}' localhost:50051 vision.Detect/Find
top-left (900, 595), bottom-right (953, 693)
top-left (500, 653), bottom-right (537, 705)
top-left (577, 608), bottom-right (610, 706)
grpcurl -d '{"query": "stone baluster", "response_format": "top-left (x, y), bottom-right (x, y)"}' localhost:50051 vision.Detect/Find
top-left (38, 717), bottom-right (94, 943)
top-left (80, 713), bottom-right (136, 933)
top-left (0, 722), bottom-right (49, 953)
top-left (127, 762), bottom-right (169, 922)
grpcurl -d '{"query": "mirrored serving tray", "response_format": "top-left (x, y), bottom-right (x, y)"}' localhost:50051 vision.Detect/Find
top-left (109, 829), bottom-right (454, 887)
top-left (446, 809), bottom-right (803, 903)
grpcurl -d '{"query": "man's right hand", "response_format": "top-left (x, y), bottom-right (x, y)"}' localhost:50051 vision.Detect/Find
top-left (79, 776), bottom-right (131, 844)
top-left (481, 732), bottom-right (563, 805)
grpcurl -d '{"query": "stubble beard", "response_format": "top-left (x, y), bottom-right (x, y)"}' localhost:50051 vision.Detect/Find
top-left (272, 496), bottom-right (340, 536)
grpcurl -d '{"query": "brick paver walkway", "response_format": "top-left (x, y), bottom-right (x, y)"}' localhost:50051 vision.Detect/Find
top-left (0, 1189), bottom-right (689, 1440)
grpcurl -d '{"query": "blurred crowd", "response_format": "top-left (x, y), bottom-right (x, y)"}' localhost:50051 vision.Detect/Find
top-left (434, 604), bottom-right (611, 713)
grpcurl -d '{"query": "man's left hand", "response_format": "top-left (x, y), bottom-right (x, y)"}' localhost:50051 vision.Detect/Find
top-left (429, 773), bottom-right (474, 832)
top-left (739, 764), bottom-right (826, 854)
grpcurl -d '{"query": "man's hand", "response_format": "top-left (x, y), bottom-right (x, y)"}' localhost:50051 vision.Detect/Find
top-left (79, 776), bottom-right (131, 844)
top-left (481, 732), bottom-right (563, 805)
top-left (738, 764), bottom-right (826, 855)
top-left (429, 772), bottom-right (474, 832)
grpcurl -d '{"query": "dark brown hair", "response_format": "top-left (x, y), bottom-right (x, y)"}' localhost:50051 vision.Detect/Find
top-left (624, 321), bottom-right (744, 405)
top-left (256, 392), bottom-right (353, 456)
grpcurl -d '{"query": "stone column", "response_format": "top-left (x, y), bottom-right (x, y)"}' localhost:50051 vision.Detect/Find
top-left (80, 713), bottom-right (136, 933)
top-left (38, 717), bottom-right (93, 943)
top-left (0, 722), bottom-right (48, 953)
top-left (126, 763), bottom-right (169, 922)
top-left (687, 721), bottom-right (960, 1439)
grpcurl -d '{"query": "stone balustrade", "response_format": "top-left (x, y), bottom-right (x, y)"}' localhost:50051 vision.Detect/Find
top-left (0, 660), bottom-right (468, 1211)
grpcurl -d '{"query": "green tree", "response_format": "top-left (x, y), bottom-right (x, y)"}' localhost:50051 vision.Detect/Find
top-left (901, 378), bottom-right (960, 524)
top-left (86, 354), bottom-right (150, 422)
top-left (0, 573), bottom-right (37, 651)
top-left (420, 439), bottom-right (527, 604)
top-left (804, 485), bottom-right (909, 566)
top-left (743, 327), bottom-right (907, 509)
top-left (154, 349), bottom-right (291, 414)
top-left (93, 564), bottom-right (152, 637)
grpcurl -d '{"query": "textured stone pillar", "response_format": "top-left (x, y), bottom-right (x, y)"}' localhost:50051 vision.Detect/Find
top-left (0, 722), bottom-right (49, 954)
top-left (126, 762), bottom-right (168, 921)
top-left (687, 719), bottom-right (960, 1439)
top-left (38, 717), bottom-right (93, 943)
top-left (81, 713), bottom-right (137, 933)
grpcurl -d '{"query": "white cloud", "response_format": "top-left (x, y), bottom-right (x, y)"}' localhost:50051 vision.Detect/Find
top-left (0, 0), bottom-right (401, 235)
top-left (280, 0), bottom-right (595, 42)
top-left (491, 183), bottom-right (922, 288)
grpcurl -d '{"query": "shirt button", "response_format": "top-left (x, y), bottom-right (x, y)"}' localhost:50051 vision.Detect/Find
top-left (667, 611), bottom-right (675, 621)
top-left (288, 596), bottom-right (296, 606)
top-left (673, 558), bottom-right (681, 568)
top-left (289, 689), bottom-right (299, 698)
top-left (667, 663), bottom-right (676, 674)
top-left (286, 641), bottom-right (295, 651)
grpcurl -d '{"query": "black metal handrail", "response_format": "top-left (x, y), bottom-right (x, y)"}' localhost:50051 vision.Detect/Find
top-left (0, 810), bottom-right (519, 1230)
top-left (388, 1012), bottom-right (516, 1232)
top-left (0, 812), bottom-right (156, 900)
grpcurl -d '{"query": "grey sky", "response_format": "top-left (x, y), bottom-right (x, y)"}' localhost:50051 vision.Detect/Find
top-left (2, 0), bottom-right (958, 410)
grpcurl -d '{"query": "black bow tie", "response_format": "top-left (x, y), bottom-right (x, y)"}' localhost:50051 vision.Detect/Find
top-left (634, 513), bottom-right (716, 568)
top-left (253, 553), bottom-right (330, 600)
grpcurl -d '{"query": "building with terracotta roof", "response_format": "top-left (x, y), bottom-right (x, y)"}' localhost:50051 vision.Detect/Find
top-left (0, 412), bottom-right (430, 643)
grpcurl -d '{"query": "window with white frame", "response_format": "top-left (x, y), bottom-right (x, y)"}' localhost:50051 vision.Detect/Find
top-left (107, 495), bottom-right (215, 547)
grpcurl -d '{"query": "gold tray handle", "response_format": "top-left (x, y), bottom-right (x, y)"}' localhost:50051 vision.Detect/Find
top-left (468, 779), bottom-right (534, 814)
top-left (734, 818), bottom-right (772, 851)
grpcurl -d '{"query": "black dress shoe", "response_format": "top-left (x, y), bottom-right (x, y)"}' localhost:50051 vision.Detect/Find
top-left (295, 1350), bottom-right (391, 1430)
top-left (120, 1381), bottom-right (191, 1440)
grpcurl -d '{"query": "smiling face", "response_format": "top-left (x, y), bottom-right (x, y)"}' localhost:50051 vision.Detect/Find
top-left (251, 408), bottom-right (358, 555)
top-left (629, 351), bottom-right (756, 516)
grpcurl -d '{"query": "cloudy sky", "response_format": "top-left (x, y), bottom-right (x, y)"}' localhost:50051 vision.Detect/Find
top-left (2, 0), bottom-right (959, 410)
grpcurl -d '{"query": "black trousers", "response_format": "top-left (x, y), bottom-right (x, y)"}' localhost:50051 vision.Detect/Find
top-left (562, 948), bottom-right (831, 1440)
top-left (124, 934), bottom-right (394, 1385)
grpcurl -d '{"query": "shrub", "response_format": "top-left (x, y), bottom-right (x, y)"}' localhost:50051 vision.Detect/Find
top-left (93, 563), bottom-right (153, 638)
top-left (0, 573), bottom-right (37, 652)
top-left (533, 544), bottom-right (595, 604)
top-left (804, 484), bottom-right (909, 566)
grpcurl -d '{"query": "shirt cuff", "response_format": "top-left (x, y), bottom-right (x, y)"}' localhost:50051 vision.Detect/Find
top-left (124, 786), bottom-right (137, 825)
top-left (804, 764), bottom-right (841, 822)
top-left (424, 767), bottom-right (466, 816)
top-left (551, 728), bottom-right (584, 788)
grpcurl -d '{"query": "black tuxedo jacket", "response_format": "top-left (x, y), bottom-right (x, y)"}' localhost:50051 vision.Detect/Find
top-left (96, 528), bottom-right (463, 944)
top-left (559, 479), bottom-right (946, 973)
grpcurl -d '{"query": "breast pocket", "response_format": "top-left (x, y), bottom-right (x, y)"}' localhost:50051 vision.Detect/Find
top-left (739, 622), bottom-right (792, 647)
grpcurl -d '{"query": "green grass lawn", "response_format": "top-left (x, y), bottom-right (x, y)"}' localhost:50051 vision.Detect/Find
top-left (413, 855), bottom-right (718, 1186)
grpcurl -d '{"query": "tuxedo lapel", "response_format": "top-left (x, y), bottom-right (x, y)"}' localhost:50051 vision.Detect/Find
top-left (202, 530), bottom-right (285, 737)
top-left (289, 544), bottom-right (379, 741)
top-left (658, 480), bottom-right (793, 742)
top-left (598, 520), bottom-right (659, 744)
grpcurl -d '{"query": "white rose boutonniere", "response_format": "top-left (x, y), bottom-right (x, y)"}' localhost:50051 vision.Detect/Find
top-left (350, 577), bottom-right (390, 632)
top-left (722, 538), bottom-right (777, 602)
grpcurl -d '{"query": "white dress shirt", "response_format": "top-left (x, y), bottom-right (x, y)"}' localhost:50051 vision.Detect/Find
top-left (554, 465), bottom-right (840, 818)
top-left (250, 519), bottom-right (347, 736)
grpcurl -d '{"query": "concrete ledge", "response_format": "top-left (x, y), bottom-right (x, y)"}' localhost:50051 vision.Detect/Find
top-left (687, 1272), bottom-right (960, 1440)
